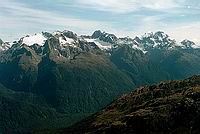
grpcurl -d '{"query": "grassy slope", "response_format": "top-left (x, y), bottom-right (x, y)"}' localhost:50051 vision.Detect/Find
top-left (60, 75), bottom-right (200, 134)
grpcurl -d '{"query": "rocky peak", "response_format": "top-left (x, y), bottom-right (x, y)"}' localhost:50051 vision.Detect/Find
top-left (42, 32), bottom-right (53, 38)
top-left (53, 30), bottom-right (77, 39)
top-left (181, 39), bottom-right (196, 49)
top-left (91, 30), bottom-right (102, 39)
top-left (154, 31), bottom-right (168, 39)
top-left (62, 30), bottom-right (78, 40)
top-left (92, 30), bottom-right (117, 44)
top-left (138, 31), bottom-right (176, 49)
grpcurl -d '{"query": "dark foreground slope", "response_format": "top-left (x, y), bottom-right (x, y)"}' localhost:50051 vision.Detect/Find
top-left (60, 75), bottom-right (200, 134)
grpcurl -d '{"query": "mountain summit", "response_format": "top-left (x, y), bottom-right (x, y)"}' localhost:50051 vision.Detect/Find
top-left (138, 31), bottom-right (176, 49)
top-left (1, 30), bottom-right (199, 53)
top-left (181, 39), bottom-right (200, 49)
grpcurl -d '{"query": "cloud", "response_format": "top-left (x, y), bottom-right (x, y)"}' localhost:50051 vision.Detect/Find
top-left (0, 0), bottom-right (111, 41)
top-left (76, 0), bottom-right (138, 13)
top-left (73, 0), bottom-right (184, 13)
top-left (164, 22), bottom-right (200, 43)
top-left (0, 0), bottom-right (108, 28)
top-left (0, 0), bottom-right (200, 44)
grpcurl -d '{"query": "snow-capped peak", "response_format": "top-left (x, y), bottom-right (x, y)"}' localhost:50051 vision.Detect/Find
top-left (137, 31), bottom-right (176, 49)
top-left (2, 30), bottom-right (200, 55)
top-left (53, 30), bottom-right (77, 39)
top-left (181, 39), bottom-right (200, 49)
top-left (52, 30), bottom-right (78, 48)
top-left (21, 33), bottom-right (47, 46)
top-left (154, 31), bottom-right (168, 39)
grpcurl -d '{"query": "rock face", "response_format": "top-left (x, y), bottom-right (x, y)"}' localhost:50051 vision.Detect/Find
top-left (92, 30), bottom-right (118, 44)
top-left (61, 75), bottom-right (200, 134)
top-left (0, 39), bottom-right (3, 45)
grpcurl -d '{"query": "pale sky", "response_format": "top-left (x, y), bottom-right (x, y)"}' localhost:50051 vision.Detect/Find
top-left (0, 0), bottom-right (200, 43)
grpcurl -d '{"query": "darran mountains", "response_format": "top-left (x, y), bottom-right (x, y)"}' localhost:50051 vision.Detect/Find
top-left (0, 30), bottom-right (199, 133)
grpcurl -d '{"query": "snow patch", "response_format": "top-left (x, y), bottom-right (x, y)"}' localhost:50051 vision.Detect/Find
top-left (52, 31), bottom-right (62, 36)
top-left (192, 44), bottom-right (200, 48)
top-left (84, 38), bottom-right (112, 50)
top-left (132, 44), bottom-right (147, 54)
top-left (0, 42), bottom-right (11, 51)
top-left (59, 36), bottom-right (75, 45)
top-left (22, 33), bottom-right (47, 46)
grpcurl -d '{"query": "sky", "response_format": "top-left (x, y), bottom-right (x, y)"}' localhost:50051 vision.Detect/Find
top-left (0, 0), bottom-right (200, 43)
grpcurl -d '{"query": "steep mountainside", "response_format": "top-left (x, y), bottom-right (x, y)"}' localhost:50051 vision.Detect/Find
top-left (61, 75), bottom-right (200, 134)
top-left (0, 83), bottom-right (61, 133)
top-left (0, 31), bottom-right (135, 132)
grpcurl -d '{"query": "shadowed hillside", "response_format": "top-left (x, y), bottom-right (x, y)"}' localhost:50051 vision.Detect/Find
top-left (60, 75), bottom-right (200, 134)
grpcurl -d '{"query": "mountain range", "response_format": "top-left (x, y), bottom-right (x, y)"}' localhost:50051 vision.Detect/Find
top-left (0, 30), bottom-right (200, 133)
